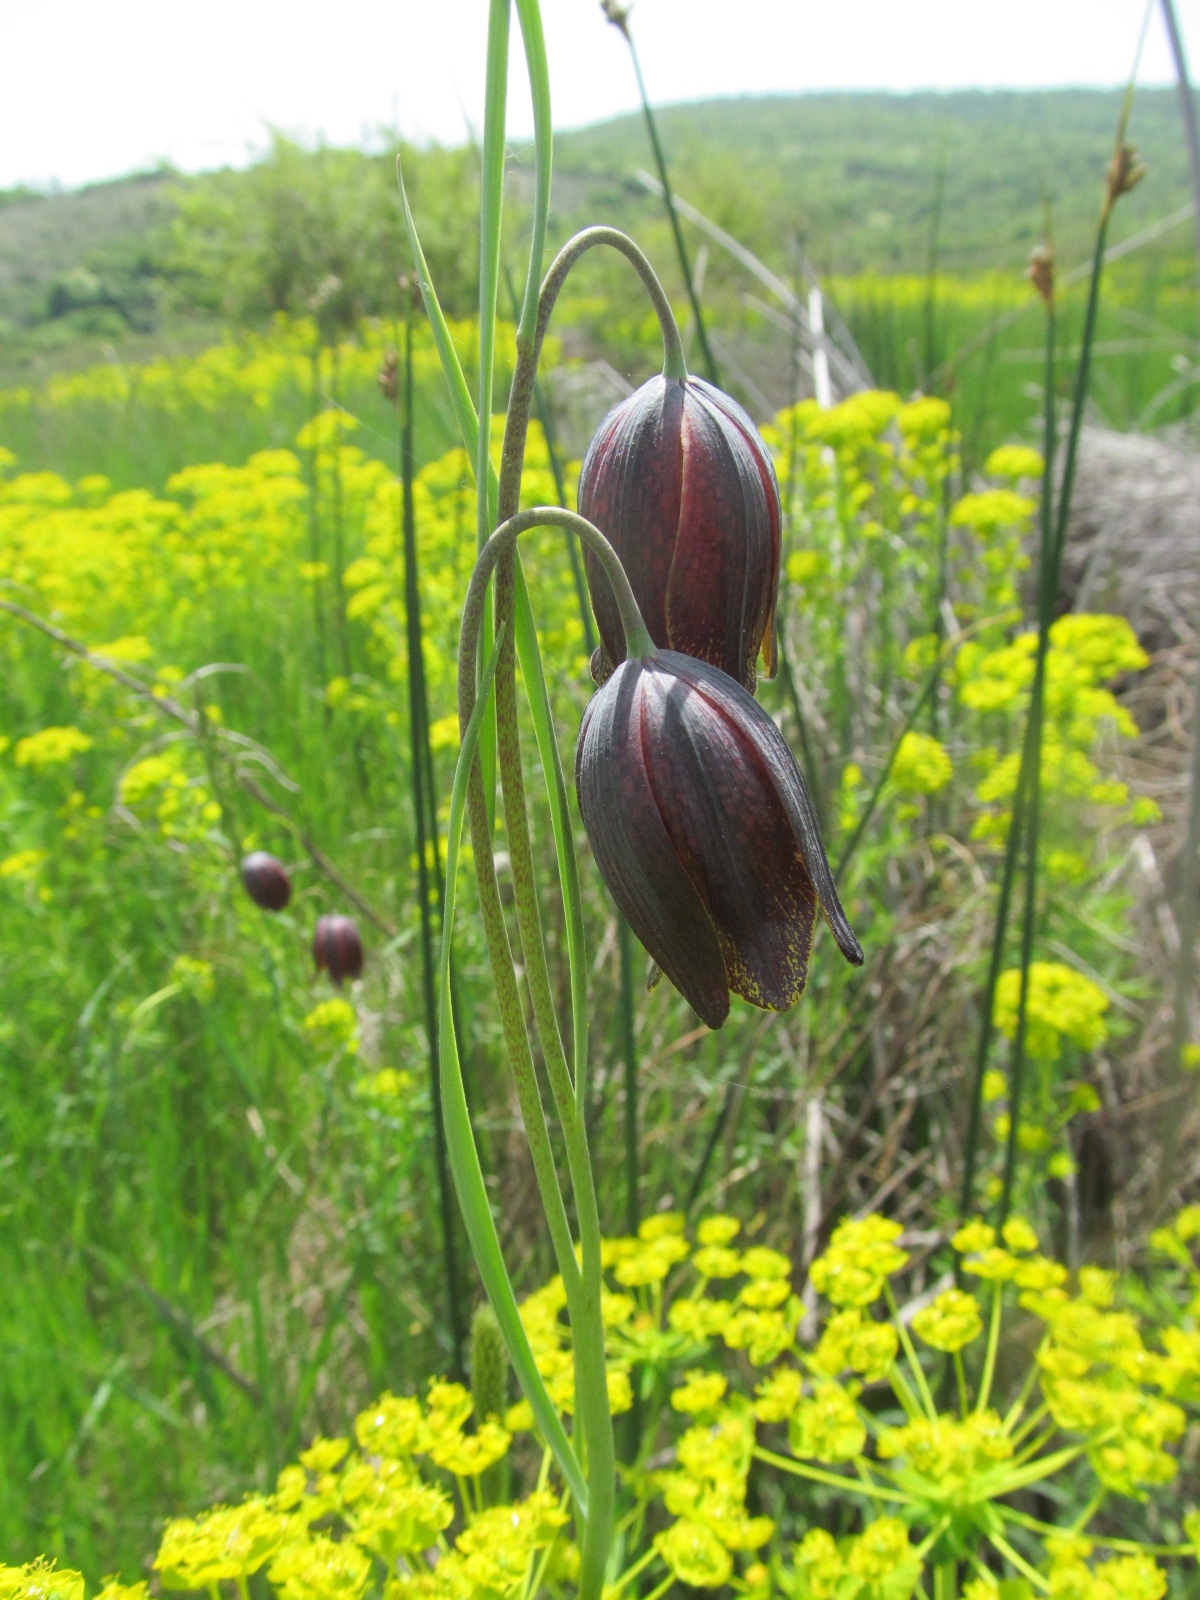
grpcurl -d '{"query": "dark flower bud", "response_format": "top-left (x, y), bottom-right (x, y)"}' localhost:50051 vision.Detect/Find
top-left (313, 913), bottom-right (364, 985)
top-left (240, 851), bottom-right (292, 912)
top-left (576, 650), bottom-right (862, 1030)
top-left (578, 375), bottom-right (781, 693)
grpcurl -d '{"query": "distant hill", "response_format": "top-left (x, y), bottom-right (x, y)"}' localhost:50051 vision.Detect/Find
top-left (551, 87), bottom-right (1190, 275)
top-left (0, 87), bottom-right (1192, 388)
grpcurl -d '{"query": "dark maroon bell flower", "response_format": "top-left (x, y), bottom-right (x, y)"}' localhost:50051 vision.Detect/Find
top-left (576, 650), bottom-right (862, 1030)
top-left (240, 851), bottom-right (292, 912)
top-left (578, 375), bottom-right (781, 693)
top-left (313, 914), bottom-right (364, 985)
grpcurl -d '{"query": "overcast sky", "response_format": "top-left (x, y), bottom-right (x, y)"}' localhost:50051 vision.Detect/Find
top-left (1, 0), bottom-right (1197, 191)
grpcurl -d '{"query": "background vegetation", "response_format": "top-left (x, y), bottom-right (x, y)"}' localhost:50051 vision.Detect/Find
top-left (0, 70), bottom-right (1197, 1595)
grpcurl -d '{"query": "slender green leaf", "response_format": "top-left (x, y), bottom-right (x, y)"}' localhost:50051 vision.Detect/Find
top-left (438, 624), bottom-right (588, 1513)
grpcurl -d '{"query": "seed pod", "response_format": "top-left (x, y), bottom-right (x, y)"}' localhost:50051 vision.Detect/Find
top-left (313, 913), bottom-right (364, 985)
top-left (578, 374), bottom-right (781, 693)
top-left (240, 851), bottom-right (292, 912)
top-left (576, 650), bottom-right (862, 1030)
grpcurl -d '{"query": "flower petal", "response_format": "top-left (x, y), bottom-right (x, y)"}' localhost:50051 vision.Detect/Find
top-left (579, 377), bottom-right (684, 679)
top-left (640, 658), bottom-right (818, 1010)
top-left (664, 653), bottom-right (864, 970)
top-left (576, 660), bottom-right (730, 1028)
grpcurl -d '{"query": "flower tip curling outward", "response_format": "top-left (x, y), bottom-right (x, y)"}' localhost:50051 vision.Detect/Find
top-left (240, 851), bottom-right (292, 912)
top-left (579, 374), bottom-right (781, 694)
top-left (313, 913), bottom-right (364, 986)
top-left (576, 650), bottom-right (862, 1030)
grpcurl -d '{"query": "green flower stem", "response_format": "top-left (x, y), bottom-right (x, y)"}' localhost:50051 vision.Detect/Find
top-left (476, 0), bottom-right (509, 558)
top-left (458, 508), bottom-right (649, 1600)
top-left (753, 1448), bottom-right (913, 1504)
top-left (998, 289), bottom-right (1058, 1224)
top-left (1001, 1347), bottom-right (1043, 1432)
top-left (607, 1546), bottom-right (659, 1597)
top-left (953, 1351), bottom-right (969, 1418)
top-left (400, 289), bottom-right (467, 1377)
top-left (641, 1574), bottom-right (675, 1600)
top-left (887, 1365), bottom-right (925, 1423)
top-left (976, 1281), bottom-right (1004, 1413)
top-left (612, 15), bottom-right (720, 387)
top-left (885, 1282), bottom-right (937, 1420)
top-left (987, 1533), bottom-right (1050, 1595)
top-left (1008, 1401), bottom-right (1049, 1450)
top-left (438, 621), bottom-right (588, 1510)
top-left (534, 226), bottom-right (688, 382)
top-left (834, 610), bottom-right (1005, 884)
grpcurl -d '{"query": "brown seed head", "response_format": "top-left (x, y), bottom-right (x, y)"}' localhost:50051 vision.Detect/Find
top-left (600, 0), bottom-right (631, 37)
top-left (1027, 244), bottom-right (1055, 308)
top-left (1105, 143), bottom-right (1145, 211)
top-left (378, 350), bottom-right (399, 403)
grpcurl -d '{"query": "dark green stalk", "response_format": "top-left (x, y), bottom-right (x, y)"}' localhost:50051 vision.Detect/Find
top-left (922, 154), bottom-right (946, 390)
top-left (1158, 0), bottom-right (1200, 1208)
top-left (617, 912), bottom-right (639, 1236)
top-left (608, 13), bottom-right (720, 386)
top-left (503, 260), bottom-right (596, 656)
top-left (777, 636), bottom-right (827, 834)
top-left (966, 140), bottom-right (1126, 1222)
top-left (833, 648), bottom-right (950, 884)
top-left (330, 341), bottom-right (352, 676)
top-left (401, 295), bottom-right (467, 1373)
top-left (306, 340), bottom-right (328, 689)
top-left (958, 726), bottom-right (1035, 1222)
top-left (998, 297), bottom-right (1058, 1224)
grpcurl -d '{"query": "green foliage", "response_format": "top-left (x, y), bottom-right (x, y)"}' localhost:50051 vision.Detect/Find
top-left (0, 323), bottom-right (1170, 1576)
top-left (7, 1206), bottom-right (1199, 1600)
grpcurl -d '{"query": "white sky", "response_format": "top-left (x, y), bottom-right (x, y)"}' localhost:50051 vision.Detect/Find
top-left (1, 0), bottom-right (1197, 191)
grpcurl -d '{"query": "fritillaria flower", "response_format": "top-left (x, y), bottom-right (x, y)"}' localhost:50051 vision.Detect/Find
top-left (578, 375), bottom-right (780, 693)
top-left (240, 851), bottom-right (292, 912)
top-left (576, 650), bottom-right (862, 1030)
top-left (313, 914), bottom-right (364, 985)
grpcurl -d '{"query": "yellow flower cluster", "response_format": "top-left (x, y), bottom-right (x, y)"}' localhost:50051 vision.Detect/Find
top-left (7, 1206), bottom-right (1200, 1600)
top-left (992, 961), bottom-right (1109, 1062)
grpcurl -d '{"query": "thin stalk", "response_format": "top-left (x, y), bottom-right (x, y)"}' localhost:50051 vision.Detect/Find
top-left (437, 620), bottom-right (587, 1508)
top-left (752, 1448), bottom-right (913, 1504)
top-left (1159, 0), bottom-right (1200, 1209)
top-left (998, 290), bottom-right (1058, 1223)
top-left (834, 615), bottom-right (1000, 883)
top-left (330, 342), bottom-right (352, 676)
top-left (975, 1281), bottom-right (1004, 1413)
top-left (617, 911), bottom-right (640, 1235)
top-left (457, 507), bottom-right (649, 1600)
top-left (609, 13), bottom-right (719, 385)
top-left (503, 257), bottom-right (596, 657)
top-left (884, 1282), bottom-right (937, 1420)
top-left (306, 339), bottom-right (328, 688)
top-left (401, 293), bottom-right (467, 1377)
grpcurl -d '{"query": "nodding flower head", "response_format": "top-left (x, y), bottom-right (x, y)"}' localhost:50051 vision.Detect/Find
top-left (578, 375), bottom-right (780, 694)
top-left (240, 851), bottom-right (292, 912)
top-left (576, 649), bottom-right (862, 1030)
top-left (313, 914), bottom-right (364, 986)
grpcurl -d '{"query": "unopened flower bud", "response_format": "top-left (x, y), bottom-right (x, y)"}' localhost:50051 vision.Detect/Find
top-left (313, 913), bottom-right (364, 985)
top-left (240, 851), bottom-right (292, 912)
top-left (579, 375), bottom-right (781, 693)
